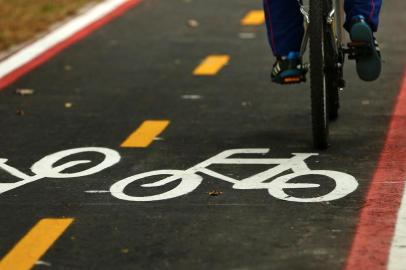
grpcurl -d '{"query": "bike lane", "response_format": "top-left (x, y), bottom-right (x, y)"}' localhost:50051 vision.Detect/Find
top-left (0, 0), bottom-right (405, 269)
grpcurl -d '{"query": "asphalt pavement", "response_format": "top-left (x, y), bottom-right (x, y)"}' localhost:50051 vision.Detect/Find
top-left (0, 0), bottom-right (406, 269)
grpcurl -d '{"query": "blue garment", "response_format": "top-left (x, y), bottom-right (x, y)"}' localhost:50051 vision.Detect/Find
top-left (263, 0), bottom-right (382, 56)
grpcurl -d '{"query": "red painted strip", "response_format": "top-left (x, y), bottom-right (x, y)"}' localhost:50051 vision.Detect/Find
top-left (345, 72), bottom-right (406, 270)
top-left (0, 0), bottom-right (143, 91)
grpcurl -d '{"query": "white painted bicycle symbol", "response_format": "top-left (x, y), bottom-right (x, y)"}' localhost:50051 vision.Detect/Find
top-left (0, 147), bottom-right (358, 203)
top-left (110, 148), bottom-right (358, 202)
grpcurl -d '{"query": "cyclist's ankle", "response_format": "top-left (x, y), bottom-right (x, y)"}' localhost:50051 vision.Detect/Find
top-left (278, 51), bottom-right (301, 61)
top-left (350, 15), bottom-right (374, 32)
top-left (271, 51), bottom-right (306, 84)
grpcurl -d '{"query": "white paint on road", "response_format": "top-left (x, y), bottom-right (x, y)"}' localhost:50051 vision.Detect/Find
top-left (238, 33), bottom-right (256, 39)
top-left (181, 95), bottom-right (202, 100)
top-left (0, 147), bottom-right (120, 195)
top-left (388, 183), bottom-right (406, 270)
top-left (84, 190), bottom-right (111, 193)
top-left (35, 261), bottom-right (52, 267)
top-left (0, 147), bottom-right (358, 203)
top-left (110, 149), bottom-right (358, 202)
top-left (0, 0), bottom-right (137, 80)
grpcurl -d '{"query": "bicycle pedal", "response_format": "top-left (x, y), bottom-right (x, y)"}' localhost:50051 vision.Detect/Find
top-left (348, 41), bottom-right (369, 48)
top-left (346, 42), bottom-right (373, 59)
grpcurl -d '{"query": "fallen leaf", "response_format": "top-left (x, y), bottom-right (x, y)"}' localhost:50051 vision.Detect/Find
top-left (362, 100), bottom-right (370, 105)
top-left (65, 102), bottom-right (73, 108)
top-left (188, 19), bottom-right (199, 28)
top-left (121, 248), bottom-right (129, 254)
top-left (208, 190), bottom-right (223, 196)
top-left (241, 101), bottom-right (252, 107)
top-left (16, 109), bottom-right (25, 116)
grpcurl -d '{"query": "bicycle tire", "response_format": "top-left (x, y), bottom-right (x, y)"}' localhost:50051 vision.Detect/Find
top-left (323, 0), bottom-right (340, 121)
top-left (309, 0), bottom-right (329, 149)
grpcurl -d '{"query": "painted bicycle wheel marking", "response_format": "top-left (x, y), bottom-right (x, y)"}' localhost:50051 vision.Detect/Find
top-left (0, 147), bottom-right (121, 195)
top-left (0, 147), bottom-right (357, 203)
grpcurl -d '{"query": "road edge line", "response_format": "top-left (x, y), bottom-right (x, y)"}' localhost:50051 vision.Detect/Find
top-left (345, 71), bottom-right (406, 270)
top-left (0, 0), bottom-right (143, 91)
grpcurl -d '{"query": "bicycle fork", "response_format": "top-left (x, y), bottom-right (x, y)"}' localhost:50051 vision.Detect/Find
top-left (299, 0), bottom-right (310, 58)
top-left (299, 0), bottom-right (342, 57)
top-left (298, 0), bottom-right (346, 90)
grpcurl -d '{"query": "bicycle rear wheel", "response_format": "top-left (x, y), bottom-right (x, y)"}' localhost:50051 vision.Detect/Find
top-left (309, 0), bottom-right (329, 149)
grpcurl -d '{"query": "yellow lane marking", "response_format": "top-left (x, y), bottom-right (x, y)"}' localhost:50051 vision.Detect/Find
top-left (0, 218), bottom-right (74, 270)
top-left (121, 120), bottom-right (170, 148)
top-left (193, 55), bottom-right (230, 76)
top-left (241, 10), bottom-right (265, 26)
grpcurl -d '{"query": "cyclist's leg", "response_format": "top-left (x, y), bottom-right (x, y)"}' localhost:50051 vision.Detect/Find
top-left (263, 0), bottom-right (304, 57)
top-left (344, 0), bottom-right (382, 32)
top-left (344, 0), bottom-right (382, 81)
top-left (263, 0), bottom-right (307, 84)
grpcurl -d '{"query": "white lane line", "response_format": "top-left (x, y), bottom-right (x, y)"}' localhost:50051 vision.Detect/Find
top-left (84, 190), bottom-right (111, 193)
top-left (388, 184), bottom-right (406, 270)
top-left (0, 0), bottom-right (138, 80)
top-left (181, 94), bottom-right (202, 100)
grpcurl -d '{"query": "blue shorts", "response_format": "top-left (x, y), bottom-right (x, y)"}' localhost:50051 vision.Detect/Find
top-left (263, 0), bottom-right (382, 56)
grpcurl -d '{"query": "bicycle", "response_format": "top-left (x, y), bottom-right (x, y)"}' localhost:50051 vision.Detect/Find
top-left (296, 0), bottom-right (368, 149)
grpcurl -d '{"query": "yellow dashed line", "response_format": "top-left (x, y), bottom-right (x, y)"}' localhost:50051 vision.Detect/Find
top-left (0, 218), bottom-right (74, 270)
top-left (193, 55), bottom-right (230, 76)
top-left (241, 10), bottom-right (265, 26)
top-left (121, 120), bottom-right (170, 148)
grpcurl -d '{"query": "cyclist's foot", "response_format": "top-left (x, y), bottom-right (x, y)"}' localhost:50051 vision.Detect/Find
top-left (271, 52), bottom-right (307, 84)
top-left (349, 15), bottom-right (381, 81)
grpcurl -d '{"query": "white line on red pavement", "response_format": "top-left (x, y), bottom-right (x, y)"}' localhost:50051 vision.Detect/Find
top-left (0, 0), bottom-right (142, 90)
top-left (346, 72), bottom-right (406, 270)
top-left (388, 188), bottom-right (406, 270)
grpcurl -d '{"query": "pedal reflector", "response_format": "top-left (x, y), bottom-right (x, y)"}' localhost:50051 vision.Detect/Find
top-left (348, 41), bottom-right (369, 47)
top-left (284, 77), bottom-right (301, 83)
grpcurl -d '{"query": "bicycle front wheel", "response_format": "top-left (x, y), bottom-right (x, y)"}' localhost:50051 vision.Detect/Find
top-left (309, 0), bottom-right (329, 149)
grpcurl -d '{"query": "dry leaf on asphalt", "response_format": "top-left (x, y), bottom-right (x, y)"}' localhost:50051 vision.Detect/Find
top-left (16, 109), bottom-right (25, 116)
top-left (208, 191), bottom-right (223, 196)
top-left (187, 19), bottom-right (199, 28)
